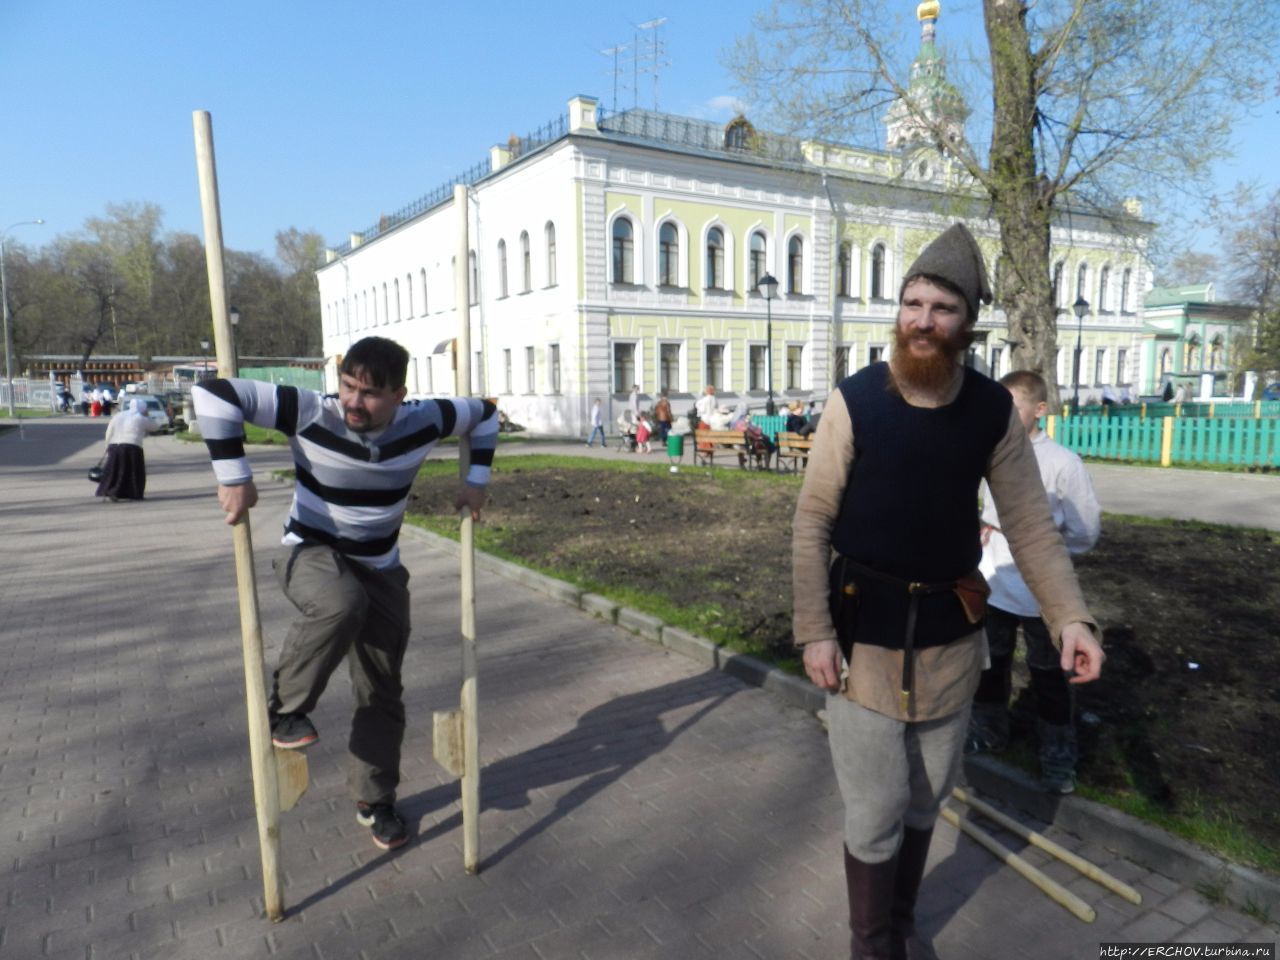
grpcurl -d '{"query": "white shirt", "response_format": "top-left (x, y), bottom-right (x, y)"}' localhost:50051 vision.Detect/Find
top-left (591, 403), bottom-right (603, 427)
top-left (105, 410), bottom-right (159, 446)
top-left (695, 392), bottom-right (717, 420)
top-left (979, 432), bottom-right (1101, 617)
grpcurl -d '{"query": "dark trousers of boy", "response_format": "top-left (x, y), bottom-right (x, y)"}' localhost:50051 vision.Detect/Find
top-left (972, 605), bottom-right (1077, 793)
top-left (270, 543), bottom-right (411, 805)
top-left (973, 607), bottom-right (1071, 722)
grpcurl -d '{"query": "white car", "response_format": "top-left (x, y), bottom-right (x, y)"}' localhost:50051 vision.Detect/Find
top-left (124, 395), bottom-right (172, 433)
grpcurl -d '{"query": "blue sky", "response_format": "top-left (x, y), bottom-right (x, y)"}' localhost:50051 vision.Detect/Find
top-left (3, 0), bottom-right (1276, 271)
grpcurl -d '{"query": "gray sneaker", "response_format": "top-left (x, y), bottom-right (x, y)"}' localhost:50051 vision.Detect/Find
top-left (270, 713), bottom-right (318, 750)
top-left (356, 802), bottom-right (409, 851)
top-left (1038, 720), bottom-right (1078, 794)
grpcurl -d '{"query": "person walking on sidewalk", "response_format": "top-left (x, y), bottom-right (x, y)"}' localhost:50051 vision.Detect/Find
top-left (968, 370), bottom-right (1101, 794)
top-left (653, 391), bottom-right (673, 443)
top-left (585, 398), bottom-right (606, 447)
top-left (95, 398), bottom-right (161, 502)
top-left (192, 336), bottom-right (499, 851)
top-left (791, 223), bottom-right (1104, 960)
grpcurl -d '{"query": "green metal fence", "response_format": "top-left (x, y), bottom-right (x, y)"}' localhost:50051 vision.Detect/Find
top-left (1073, 401), bottom-right (1280, 419)
top-left (1052, 415), bottom-right (1280, 468)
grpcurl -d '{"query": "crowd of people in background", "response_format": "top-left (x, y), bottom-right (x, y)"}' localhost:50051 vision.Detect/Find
top-left (590, 386), bottom-right (823, 464)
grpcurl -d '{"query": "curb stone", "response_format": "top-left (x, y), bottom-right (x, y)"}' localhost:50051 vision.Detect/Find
top-left (396, 520), bottom-right (1279, 918)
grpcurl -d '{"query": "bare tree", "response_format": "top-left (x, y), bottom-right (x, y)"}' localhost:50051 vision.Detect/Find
top-left (1218, 187), bottom-right (1280, 375)
top-left (731, 0), bottom-right (1276, 399)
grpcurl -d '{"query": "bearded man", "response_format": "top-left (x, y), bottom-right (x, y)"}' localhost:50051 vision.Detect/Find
top-left (791, 223), bottom-right (1104, 960)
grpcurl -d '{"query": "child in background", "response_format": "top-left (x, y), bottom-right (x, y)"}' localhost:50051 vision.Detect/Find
top-left (635, 413), bottom-right (653, 453)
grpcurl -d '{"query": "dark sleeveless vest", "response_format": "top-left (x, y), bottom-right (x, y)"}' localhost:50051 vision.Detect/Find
top-left (828, 362), bottom-right (1011, 659)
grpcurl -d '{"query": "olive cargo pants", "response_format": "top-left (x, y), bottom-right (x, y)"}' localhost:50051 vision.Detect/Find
top-left (270, 543), bottom-right (411, 806)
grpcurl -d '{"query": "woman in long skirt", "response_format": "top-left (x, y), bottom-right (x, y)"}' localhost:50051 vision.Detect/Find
top-left (96, 400), bottom-right (160, 502)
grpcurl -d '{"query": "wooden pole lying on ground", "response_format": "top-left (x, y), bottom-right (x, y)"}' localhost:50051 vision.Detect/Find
top-left (951, 787), bottom-right (1141, 904)
top-left (939, 805), bottom-right (1097, 923)
top-left (433, 183), bottom-right (480, 873)
top-left (192, 110), bottom-right (307, 922)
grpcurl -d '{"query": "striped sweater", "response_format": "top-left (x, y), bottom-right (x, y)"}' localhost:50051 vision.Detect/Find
top-left (193, 379), bottom-right (499, 569)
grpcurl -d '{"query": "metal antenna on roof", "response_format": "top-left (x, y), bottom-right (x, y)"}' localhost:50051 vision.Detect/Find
top-left (636, 17), bottom-right (669, 111)
top-left (600, 44), bottom-right (628, 115)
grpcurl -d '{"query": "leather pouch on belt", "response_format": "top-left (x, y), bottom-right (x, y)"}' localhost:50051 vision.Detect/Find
top-left (952, 572), bottom-right (990, 625)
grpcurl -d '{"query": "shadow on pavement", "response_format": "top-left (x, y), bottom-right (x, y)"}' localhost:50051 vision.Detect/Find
top-left (286, 671), bottom-right (736, 915)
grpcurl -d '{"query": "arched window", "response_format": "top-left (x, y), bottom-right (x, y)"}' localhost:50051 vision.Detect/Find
top-left (787, 236), bottom-right (804, 294)
top-left (870, 243), bottom-right (886, 300)
top-left (1098, 266), bottom-right (1110, 311)
top-left (1051, 261), bottom-right (1064, 308)
top-left (405, 273), bottom-right (413, 318)
top-left (1210, 334), bottom-right (1224, 369)
top-left (706, 227), bottom-right (724, 290)
top-left (545, 222), bottom-right (556, 286)
top-left (838, 242), bottom-right (852, 297)
top-left (420, 268), bottom-right (428, 315)
top-left (1185, 334), bottom-right (1201, 370)
top-left (1076, 262), bottom-right (1088, 301)
top-left (497, 239), bottom-right (508, 298)
top-left (659, 222), bottom-right (680, 287)
top-left (749, 231), bottom-right (767, 289)
top-left (520, 231), bottom-right (531, 292)
top-left (612, 217), bottom-right (634, 284)
top-left (1121, 269), bottom-right (1132, 313)
top-left (1159, 348), bottom-right (1172, 377)
top-left (469, 250), bottom-right (478, 305)
top-left (381, 283), bottom-right (388, 324)
top-left (394, 278), bottom-right (401, 321)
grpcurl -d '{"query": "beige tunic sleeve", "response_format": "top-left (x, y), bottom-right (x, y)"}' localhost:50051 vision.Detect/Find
top-left (790, 388), bottom-right (854, 648)
top-left (985, 409), bottom-right (1098, 644)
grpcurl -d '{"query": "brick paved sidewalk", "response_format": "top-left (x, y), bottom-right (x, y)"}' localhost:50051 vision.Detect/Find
top-left (0, 420), bottom-right (1272, 959)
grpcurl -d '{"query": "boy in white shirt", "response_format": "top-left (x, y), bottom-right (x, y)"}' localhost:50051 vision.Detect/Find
top-left (968, 371), bottom-right (1101, 794)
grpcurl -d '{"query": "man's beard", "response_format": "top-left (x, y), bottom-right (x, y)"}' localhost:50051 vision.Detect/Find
top-left (344, 409), bottom-right (374, 433)
top-left (890, 322), bottom-right (968, 393)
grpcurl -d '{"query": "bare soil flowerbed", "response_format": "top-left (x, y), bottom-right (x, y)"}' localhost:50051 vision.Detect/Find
top-left (408, 458), bottom-right (1280, 866)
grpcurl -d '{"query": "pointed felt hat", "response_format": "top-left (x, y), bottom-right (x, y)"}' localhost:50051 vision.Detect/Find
top-left (900, 222), bottom-right (992, 320)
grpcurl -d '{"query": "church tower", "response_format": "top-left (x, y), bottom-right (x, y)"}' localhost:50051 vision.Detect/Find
top-left (884, 1), bottom-right (970, 155)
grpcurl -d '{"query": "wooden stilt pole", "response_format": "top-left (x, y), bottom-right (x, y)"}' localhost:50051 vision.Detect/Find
top-left (940, 806), bottom-right (1097, 923)
top-left (453, 184), bottom-right (480, 874)
top-left (950, 787), bottom-right (1141, 904)
top-left (192, 110), bottom-right (304, 921)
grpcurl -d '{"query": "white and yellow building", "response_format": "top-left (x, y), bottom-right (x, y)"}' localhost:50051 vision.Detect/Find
top-left (316, 6), bottom-right (1158, 435)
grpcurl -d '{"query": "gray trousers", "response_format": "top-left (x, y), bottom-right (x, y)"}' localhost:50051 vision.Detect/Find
top-left (826, 694), bottom-right (970, 862)
top-left (271, 544), bottom-right (411, 806)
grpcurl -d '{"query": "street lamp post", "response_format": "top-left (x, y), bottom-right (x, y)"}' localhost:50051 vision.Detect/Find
top-left (199, 337), bottom-right (211, 381)
top-left (757, 273), bottom-right (779, 416)
top-left (229, 306), bottom-right (240, 376)
top-left (1072, 295), bottom-right (1089, 415)
top-left (1, 219), bottom-right (46, 418)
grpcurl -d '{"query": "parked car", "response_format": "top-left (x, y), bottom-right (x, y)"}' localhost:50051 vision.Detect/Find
top-left (123, 394), bottom-right (172, 433)
top-left (1262, 382), bottom-right (1280, 401)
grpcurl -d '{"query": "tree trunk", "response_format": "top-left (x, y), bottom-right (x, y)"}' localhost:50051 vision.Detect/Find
top-left (985, 0), bottom-right (1061, 403)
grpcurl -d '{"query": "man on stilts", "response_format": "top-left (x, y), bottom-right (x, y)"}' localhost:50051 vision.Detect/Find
top-left (194, 336), bottom-right (498, 850)
top-left (791, 223), bottom-right (1105, 958)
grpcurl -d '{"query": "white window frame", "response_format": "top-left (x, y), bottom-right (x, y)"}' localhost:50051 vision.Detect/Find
top-left (658, 340), bottom-right (684, 394)
top-left (612, 339), bottom-right (641, 394)
top-left (608, 210), bottom-right (641, 285)
top-left (704, 341), bottom-right (728, 392)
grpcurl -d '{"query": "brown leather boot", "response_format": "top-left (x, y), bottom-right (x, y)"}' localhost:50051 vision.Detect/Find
top-left (844, 845), bottom-right (898, 960)
top-left (890, 827), bottom-right (936, 960)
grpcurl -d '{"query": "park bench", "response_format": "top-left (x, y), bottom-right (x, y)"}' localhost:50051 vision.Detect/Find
top-left (775, 431), bottom-right (814, 473)
top-left (693, 428), bottom-right (773, 470)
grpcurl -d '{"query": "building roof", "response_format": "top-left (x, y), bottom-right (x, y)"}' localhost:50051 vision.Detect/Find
top-left (1145, 283), bottom-right (1216, 306)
